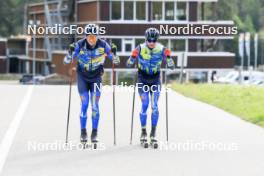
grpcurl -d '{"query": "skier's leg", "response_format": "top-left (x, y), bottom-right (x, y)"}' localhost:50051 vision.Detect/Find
top-left (138, 83), bottom-right (150, 146)
top-left (77, 74), bottom-right (89, 143)
top-left (90, 81), bottom-right (101, 130)
top-left (77, 74), bottom-right (89, 130)
top-left (138, 84), bottom-right (150, 128)
top-left (150, 83), bottom-right (161, 128)
top-left (80, 92), bottom-right (89, 129)
top-left (149, 83), bottom-right (161, 149)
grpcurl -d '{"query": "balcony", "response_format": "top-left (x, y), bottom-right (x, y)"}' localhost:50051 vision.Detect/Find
top-left (7, 48), bottom-right (26, 56)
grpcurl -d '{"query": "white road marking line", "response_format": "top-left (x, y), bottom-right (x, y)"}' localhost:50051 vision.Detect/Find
top-left (0, 86), bottom-right (34, 174)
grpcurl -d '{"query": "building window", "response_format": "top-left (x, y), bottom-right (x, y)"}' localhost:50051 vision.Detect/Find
top-left (61, 38), bottom-right (69, 50)
top-left (151, 2), bottom-right (187, 21)
top-left (197, 39), bottom-right (232, 52)
top-left (165, 2), bottom-right (174, 20)
top-left (177, 2), bottom-right (187, 20)
top-left (136, 1), bottom-right (146, 20)
top-left (135, 39), bottom-right (145, 47)
top-left (171, 39), bottom-right (186, 52)
top-left (125, 44), bottom-right (131, 52)
top-left (110, 1), bottom-right (147, 21)
top-left (124, 1), bottom-right (133, 20)
top-left (111, 39), bottom-right (122, 52)
top-left (159, 39), bottom-right (169, 48)
top-left (152, 2), bottom-right (163, 20)
top-left (123, 39), bottom-right (134, 52)
top-left (104, 38), bottom-right (111, 44)
top-left (111, 1), bottom-right (121, 20)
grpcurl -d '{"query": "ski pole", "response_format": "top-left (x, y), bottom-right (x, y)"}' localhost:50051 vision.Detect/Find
top-left (130, 64), bottom-right (138, 145)
top-left (112, 61), bottom-right (117, 145)
top-left (111, 45), bottom-right (117, 146)
top-left (165, 63), bottom-right (169, 142)
top-left (65, 62), bottom-right (74, 144)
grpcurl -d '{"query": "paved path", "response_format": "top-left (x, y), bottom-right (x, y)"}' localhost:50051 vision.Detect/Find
top-left (0, 85), bottom-right (263, 176)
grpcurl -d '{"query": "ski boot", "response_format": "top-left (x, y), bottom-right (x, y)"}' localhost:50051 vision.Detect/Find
top-left (150, 126), bottom-right (158, 149)
top-left (91, 129), bottom-right (98, 149)
top-left (140, 128), bottom-right (148, 148)
top-left (80, 129), bottom-right (88, 149)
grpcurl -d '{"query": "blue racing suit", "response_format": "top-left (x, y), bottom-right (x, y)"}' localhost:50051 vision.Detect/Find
top-left (127, 42), bottom-right (172, 128)
top-left (65, 38), bottom-right (114, 130)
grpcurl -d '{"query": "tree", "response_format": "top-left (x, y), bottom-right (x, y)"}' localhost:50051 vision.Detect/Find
top-left (0, 0), bottom-right (41, 37)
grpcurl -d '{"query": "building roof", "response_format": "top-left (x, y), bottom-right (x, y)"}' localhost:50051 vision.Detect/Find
top-left (28, 0), bottom-right (218, 7)
top-left (0, 38), bottom-right (7, 42)
top-left (8, 35), bottom-right (31, 42)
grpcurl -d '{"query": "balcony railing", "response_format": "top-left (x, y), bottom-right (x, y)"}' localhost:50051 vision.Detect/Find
top-left (7, 48), bottom-right (26, 55)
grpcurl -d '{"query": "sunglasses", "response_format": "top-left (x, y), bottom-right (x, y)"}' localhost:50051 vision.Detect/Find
top-left (147, 39), bottom-right (157, 43)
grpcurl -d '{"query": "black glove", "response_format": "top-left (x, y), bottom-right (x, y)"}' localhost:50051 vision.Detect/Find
top-left (167, 57), bottom-right (175, 70)
top-left (111, 43), bottom-right (117, 55)
top-left (68, 43), bottom-right (75, 54)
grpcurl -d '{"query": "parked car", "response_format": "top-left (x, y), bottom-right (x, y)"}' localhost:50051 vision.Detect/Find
top-left (259, 82), bottom-right (264, 86)
top-left (19, 74), bottom-right (44, 84)
top-left (216, 71), bottom-right (264, 85)
top-left (189, 71), bottom-right (207, 83)
top-left (245, 79), bottom-right (264, 86)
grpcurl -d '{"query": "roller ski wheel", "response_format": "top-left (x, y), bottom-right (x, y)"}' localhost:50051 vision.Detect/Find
top-left (80, 129), bottom-right (88, 149)
top-left (140, 140), bottom-right (149, 148)
top-left (91, 129), bottom-right (99, 149)
top-left (140, 129), bottom-right (149, 148)
top-left (91, 140), bottom-right (98, 149)
top-left (150, 138), bottom-right (158, 149)
top-left (150, 126), bottom-right (158, 149)
top-left (81, 141), bottom-right (89, 149)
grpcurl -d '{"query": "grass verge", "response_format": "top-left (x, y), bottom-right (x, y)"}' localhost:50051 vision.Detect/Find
top-left (171, 83), bottom-right (264, 127)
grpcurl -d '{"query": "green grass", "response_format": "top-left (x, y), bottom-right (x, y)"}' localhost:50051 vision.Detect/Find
top-left (171, 83), bottom-right (264, 127)
top-left (0, 74), bottom-right (21, 80)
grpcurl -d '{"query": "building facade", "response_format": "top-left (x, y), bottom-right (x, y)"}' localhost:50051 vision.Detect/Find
top-left (0, 36), bottom-right (33, 74)
top-left (25, 0), bottom-right (235, 78)
top-left (0, 39), bottom-right (7, 73)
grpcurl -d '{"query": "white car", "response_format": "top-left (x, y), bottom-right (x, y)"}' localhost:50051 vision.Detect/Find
top-left (216, 71), bottom-right (264, 85)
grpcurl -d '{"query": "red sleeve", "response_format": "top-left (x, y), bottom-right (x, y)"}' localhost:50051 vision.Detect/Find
top-left (131, 48), bottom-right (139, 58)
top-left (164, 48), bottom-right (171, 57)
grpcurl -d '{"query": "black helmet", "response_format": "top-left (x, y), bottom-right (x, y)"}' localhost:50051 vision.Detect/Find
top-left (145, 28), bottom-right (159, 42)
top-left (84, 24), bottom-right (99, 36)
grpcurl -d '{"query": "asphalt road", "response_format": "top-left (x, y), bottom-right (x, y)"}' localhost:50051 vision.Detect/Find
top-left (0, 85), bottom-right (263, 176)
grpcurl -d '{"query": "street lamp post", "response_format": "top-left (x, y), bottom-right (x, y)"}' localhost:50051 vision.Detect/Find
top-left (254, 34), bottom-right (258, 70)
top-left (28, 19), bottom-right (40, 84)
top-left (238, 33), bottom-right (245, 84)
top-left (245, 32), bottom-right (251, 71)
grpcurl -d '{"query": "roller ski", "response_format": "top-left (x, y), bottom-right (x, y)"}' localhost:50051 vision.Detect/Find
top-left (140, 129), bottom-right (149, 148)
top-left (150, 127), bottom-right (158, 149)
top-left (80, 129), bottom-right (88, 149)
top-left (91, 129), bottom-right (99, 149)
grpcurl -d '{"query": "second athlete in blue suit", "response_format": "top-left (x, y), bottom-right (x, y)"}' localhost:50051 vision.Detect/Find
top-left (127, 28), bottom-right (175, 144)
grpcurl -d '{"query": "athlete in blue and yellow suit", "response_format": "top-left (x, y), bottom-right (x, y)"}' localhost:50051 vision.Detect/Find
top-left (64, 24), bottom-right (120, 143)
top-left (127, 28), bottom-right (175, 142)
